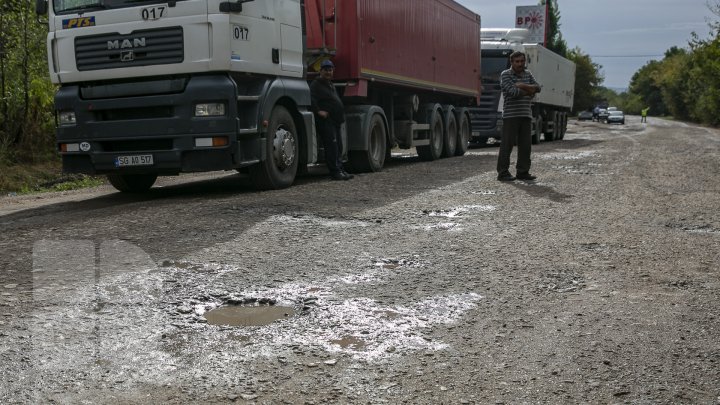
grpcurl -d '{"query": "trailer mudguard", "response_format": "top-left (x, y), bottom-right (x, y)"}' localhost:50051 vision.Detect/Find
top-left (344, 105), bottom-right (388, 151)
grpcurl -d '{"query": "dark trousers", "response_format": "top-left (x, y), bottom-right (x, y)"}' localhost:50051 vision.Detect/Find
top-left (497, 117), bottom-right (532, 175)
top-left (317, 119), bottom-right (344, 173)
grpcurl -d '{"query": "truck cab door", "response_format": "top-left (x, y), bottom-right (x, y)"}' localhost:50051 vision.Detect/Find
top-left (208, 0), bottom-right (303, 76)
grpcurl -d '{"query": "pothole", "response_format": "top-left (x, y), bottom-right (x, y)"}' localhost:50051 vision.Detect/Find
top-left (422, 205), bottom-right (496, 218)
top-left (204, 305), bottom-right (296, 326)
top-left (330, 336), bottom-right (368, 350)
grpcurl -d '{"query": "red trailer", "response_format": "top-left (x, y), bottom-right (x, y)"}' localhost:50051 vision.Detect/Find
top-left (304, 0), bottom-right (481, 172)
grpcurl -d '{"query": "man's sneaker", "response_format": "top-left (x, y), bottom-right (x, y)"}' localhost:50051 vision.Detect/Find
top-left (497, 173), bottom-right (516, 182)
top-left (340, 170), bottom-right (355, 180)
top-left (516, 173), bottom-right (537, 181)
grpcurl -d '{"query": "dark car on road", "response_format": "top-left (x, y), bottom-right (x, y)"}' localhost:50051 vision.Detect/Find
top-left (597, 108), bottom-right (609, 122)
top-left (578, 111), bottom-right (593, 121)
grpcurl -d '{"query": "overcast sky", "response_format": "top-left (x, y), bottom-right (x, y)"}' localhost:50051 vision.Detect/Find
top-left (455, 0), bottom-right (717, 90)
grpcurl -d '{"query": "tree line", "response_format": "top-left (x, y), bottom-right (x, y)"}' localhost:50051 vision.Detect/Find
top-left (545, 0), bottom-right (720, 127)
top-left (0, 0), bottom-right (54, 166)
top-left (0, 1), bottom-right (717, 169)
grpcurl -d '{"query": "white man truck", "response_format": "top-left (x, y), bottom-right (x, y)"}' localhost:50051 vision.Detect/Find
top-left (35, 0), bottom-right (481, 192)
top-left (470, 28), bottom-right (575, 145)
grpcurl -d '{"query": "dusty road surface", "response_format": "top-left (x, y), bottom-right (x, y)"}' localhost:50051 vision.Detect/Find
top-left (1, 117), bottom-right (719, 404)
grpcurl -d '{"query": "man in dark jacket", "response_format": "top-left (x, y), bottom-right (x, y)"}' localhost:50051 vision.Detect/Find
top-left (310, 59), bottom-right (353, 181)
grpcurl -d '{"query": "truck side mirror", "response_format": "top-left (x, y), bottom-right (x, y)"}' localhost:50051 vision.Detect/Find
top-left (35, 0), bottom-right (48, 15)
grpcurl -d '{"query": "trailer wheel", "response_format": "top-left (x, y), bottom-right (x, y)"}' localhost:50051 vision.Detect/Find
top-left (417, 105), bottom-right (444, 161)
top-left (348, 113), bottom-right (387, 173)
top-left (249, 105), bottom-right (298, 190)
top-left (532, 115), bottom-right (542, 145)
top-left (441, 106), bottom-right (457, 158)
top-left (559, 112), bottom-right (567, 140)
top-left (454, 108), bottom-right (470, 156)
top-left (107, 174), bottom-right (157, 193)
top-left (545, 112), bottom-right (556, 142)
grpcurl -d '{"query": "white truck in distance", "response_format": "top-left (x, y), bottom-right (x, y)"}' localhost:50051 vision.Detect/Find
top-left (470, 28), bottom-right (576, 145)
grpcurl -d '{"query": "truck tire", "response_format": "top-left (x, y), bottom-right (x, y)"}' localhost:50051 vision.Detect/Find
top-left (454, 108), bottom-right (470, 156)
top-left (545, 112), bottom-right (556, 142)
top-left (107, 174), bottom-right (157, 193)
top-left (558, 112), bottom-right (567, 140)
top-left (441, 106), bottom-right (457, 158)
top-left (348, 113), bottom-right (387, 173)
top-left (249, 105), bottom-right (298, 190)
top-left (417, 105), bottom-right (444, 161)
top-left (532, 115), bottom-right (542, 144)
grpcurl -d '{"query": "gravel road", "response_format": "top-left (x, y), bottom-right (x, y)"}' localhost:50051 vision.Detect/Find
top-left (1, 116), bottom-right (719, 404)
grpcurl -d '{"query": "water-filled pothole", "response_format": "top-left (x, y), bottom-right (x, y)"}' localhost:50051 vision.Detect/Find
top-left (331, 336), bottom-right (367, 350)
top-left (204, 305), bottom-right (296, 326)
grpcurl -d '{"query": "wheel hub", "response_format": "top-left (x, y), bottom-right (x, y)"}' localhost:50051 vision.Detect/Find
top-left (272, 128), bottom-right (296, 170)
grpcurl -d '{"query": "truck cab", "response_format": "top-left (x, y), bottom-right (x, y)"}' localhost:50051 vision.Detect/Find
top-left (469, 29), bottom-right (527, 146)
top-left (37, 0), bottom-right (312, 191)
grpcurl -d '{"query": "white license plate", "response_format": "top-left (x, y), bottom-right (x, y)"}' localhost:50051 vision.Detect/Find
top-left (115, 155), bottom-right (154, 167)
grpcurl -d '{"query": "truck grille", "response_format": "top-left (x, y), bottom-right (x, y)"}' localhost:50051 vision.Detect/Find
top-left (75, 27), bottom-right (184, 71)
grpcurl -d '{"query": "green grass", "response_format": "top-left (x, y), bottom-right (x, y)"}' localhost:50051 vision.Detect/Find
top-left (0, 159), bottom-right (105, 194)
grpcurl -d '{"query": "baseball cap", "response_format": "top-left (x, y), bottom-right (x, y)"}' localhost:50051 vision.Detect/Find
top-left (320, 60), bottom-right (335, 69)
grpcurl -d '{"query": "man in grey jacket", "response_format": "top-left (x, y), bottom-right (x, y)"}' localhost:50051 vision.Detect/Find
top-left (497, 51), bottom-right (541, 182)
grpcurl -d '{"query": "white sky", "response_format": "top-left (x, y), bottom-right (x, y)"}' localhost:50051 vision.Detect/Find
top-left (455, 0), bottom-right (716, 89)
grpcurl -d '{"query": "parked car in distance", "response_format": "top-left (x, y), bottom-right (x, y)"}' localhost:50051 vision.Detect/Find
top-left (607, 106), bottom-right (618, 112)
top-left (607, 110), bottom-right (625, 124)
top-left (598, 108), bottom-right (609, 122)
top-left (578, 111), bottom-right (593, 121)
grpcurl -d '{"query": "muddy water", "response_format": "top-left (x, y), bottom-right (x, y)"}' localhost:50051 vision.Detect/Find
top-left (204, 305), bottom-right (295, 326)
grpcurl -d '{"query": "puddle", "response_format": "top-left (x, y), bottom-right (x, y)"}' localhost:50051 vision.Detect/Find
top-left (331, 336), bottom-right (367, 350)
top-left (426, 223), bottom-right (460, 231)
top-left (423, 205), bottom-right (496, 218)
top-left (204, 305), bottom-right (296, 326)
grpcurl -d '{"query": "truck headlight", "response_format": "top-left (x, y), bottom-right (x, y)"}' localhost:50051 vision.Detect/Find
top-left (58, 111), bottom-right (76, 126)
top-left (195, 103), bottom-right (226, 117)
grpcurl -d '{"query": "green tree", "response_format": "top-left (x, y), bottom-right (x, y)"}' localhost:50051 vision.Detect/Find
top-left (539, 0), bottom-right (568, 57)
top-left (684, 34), bottom-right (720, 126)
top-left (628, 60), bottom-right (667, 116)
top-left (566, 47), bottom-right (603, 111)
top-left (653, 47), bottom-right (691, 120)
top-left (0, 0), bottom-right (53, 164)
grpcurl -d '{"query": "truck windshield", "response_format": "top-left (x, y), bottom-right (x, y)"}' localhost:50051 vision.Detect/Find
top-left (53, 0), bottom-right (186, 14)
top-left (481, 57), bottom-right (509, 83)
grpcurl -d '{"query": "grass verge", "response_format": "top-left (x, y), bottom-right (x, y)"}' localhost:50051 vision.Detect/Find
top-left (0, 160), bottom-right (105, 194)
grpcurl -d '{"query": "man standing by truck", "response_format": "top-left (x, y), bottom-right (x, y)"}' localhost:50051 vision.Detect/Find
top-left (497, 51), bottom-right (541, 182)
top-left (311, 60), bottom-right (354, 181)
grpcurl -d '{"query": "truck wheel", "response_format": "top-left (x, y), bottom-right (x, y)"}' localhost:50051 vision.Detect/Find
top-left (249, 105), bottom-right (298, 190)
top-left (417, 105), bottom-right (444, 161)
top-left (545, 112), bottom-right (556, 142)
top-left (441, 106), bottom-right (457, 158)
top-left (454, 108), bottom-right (470, 156)
top-left (107, 174), bottom-right (157, 193)
top-left (532, 116), bottom-right (542, 144)
top-left (553, 112), bottom-right (562, 141)
top-left (348, 113), bottom-right (387, 173)
top-left (559, 112), bottom-right (567, 140)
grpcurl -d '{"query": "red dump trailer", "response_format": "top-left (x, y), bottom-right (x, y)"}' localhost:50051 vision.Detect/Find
top-left (305, 0), bottom-right (482, 171)
top-left (38, 0), bottom-right (481, 193)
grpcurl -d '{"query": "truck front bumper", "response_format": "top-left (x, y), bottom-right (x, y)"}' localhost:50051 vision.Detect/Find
top-left (55, 74), bottom-right (261, 175)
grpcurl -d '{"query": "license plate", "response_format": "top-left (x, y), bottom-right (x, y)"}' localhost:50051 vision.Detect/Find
top-left (115, 155), bottom-right (154, 167)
